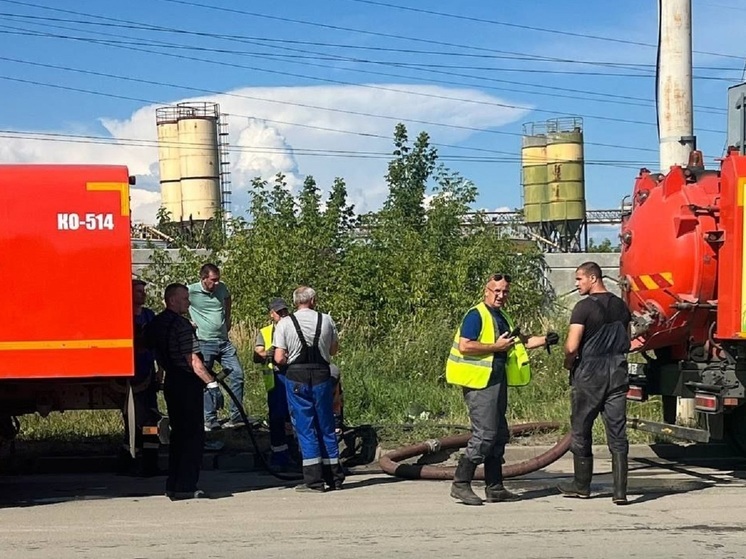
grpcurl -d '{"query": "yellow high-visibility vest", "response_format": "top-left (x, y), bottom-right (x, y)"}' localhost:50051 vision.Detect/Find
top-left (445, 302), bottom-right (531, 388)
top-left (260, 325), bottom-right (275, 391)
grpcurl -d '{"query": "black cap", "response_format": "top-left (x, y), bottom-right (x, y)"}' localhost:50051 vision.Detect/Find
top-left (269, 297), bottom-right (288, 312)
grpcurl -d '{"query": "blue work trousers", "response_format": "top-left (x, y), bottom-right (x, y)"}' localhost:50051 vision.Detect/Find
top-left (200, 339), bottom-right (245, 424)
top-left (285, 377), bottom-right (342, 489)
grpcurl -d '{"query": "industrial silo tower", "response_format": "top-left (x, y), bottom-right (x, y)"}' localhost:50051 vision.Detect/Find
top-left (521, 121), bottom-right (549, 238)
top-left (155, 101), bottom-right (231, 226)
top-left (545, 117), bottom-right (586, 251)
top-left (155, 106), bottom-right (182, 222)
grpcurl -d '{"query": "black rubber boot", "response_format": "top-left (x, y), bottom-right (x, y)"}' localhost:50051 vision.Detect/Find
top-left (557, 454), bottom-right (593, 498)
top-left (323, 463), bottom-right (346, 491)
top-left (299, 463), bottom-right (326, 492)
top-left (611, 452), bottom-right (628, 505)
top-left (484, 456), bottom-right (519, 502)
top-left (450, 456), bottom-right (483, 506)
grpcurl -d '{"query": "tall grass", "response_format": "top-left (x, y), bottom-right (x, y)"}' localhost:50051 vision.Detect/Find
top-left (17, 310), bottom-right (662, 447)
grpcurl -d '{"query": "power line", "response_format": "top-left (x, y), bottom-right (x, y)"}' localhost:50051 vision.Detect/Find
top-left (0, 1), bottom-right (719, 159)
top-left (153, 0), bottom-right (737, 69)
top-left (346, 0), bottom-right (746, 61)
top-left (0, 129), bottom-right (654, 168)
top-left (0, 33), bottom-right (658, 131)
top-left (0, 25), bottom-right (727, 134)
top-left (5, 0), bottom-right (743, 81)
top-left (696, 1), bottom-right (746, 12)
top-left (0, 5), bottom-right (733, 117)
top-left (0, 72), bottom-right (662, 166)
top-left (6, 10), bottom-right (738, 75)
top-left (0, 51), bottom-right (668, 156)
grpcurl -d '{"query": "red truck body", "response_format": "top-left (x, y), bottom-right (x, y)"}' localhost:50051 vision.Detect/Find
top-left (0, 165), bottom-right (134, 379)
top-left (0, 165), bottom-right (135, 422)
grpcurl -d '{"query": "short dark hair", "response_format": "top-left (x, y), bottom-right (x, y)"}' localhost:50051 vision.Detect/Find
top-left (199, 263), bottom-right (220, 279)
top-left (577, 261), bottom-right (603, 280)
top-left (164, 282), bottom-right (187, 302)
top-left (487, 273), bottom-right (512, 283)
top-left (132, 279), bottom-right (147, 287)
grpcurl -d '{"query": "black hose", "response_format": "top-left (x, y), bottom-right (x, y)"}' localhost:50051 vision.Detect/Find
top-left (214, 374), bottom-right (302, 481)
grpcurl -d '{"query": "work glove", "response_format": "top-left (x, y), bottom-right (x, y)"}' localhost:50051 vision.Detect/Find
top-left (263, 346), bottom-right (276, 367)
top-left (545, 331), bottom-right (560, 353)
top-left (205, 381), bottom-right (225, 411)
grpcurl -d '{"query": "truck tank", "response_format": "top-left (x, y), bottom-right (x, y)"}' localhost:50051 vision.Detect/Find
top-left (619, 156), bottom-right (720, 360)
top-left (620, 150), bottom-right (746, 451)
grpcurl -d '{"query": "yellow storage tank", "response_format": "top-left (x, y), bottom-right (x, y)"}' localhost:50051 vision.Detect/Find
top-left (177, 102), bottom-right (221, 222)
top-left (155, 107), bottom-right (182, 222)
top-left (545, 117), bottom-right (585, 237)
top-left (521, 123), bottom-right (548, 226)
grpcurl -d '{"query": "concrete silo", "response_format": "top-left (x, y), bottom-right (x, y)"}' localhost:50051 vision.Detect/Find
top-left (177, 102), bottom-right (222, 222)
top-left (155, 106), bottom-right (183, 222)
top-left (545, 117), bottom-right (586, 251)
top-left (155, 101), bottom-right (230, 227)
top-left (521, 122), bottom-right (548, 227)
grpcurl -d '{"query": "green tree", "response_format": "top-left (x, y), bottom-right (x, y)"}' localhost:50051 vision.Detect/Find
top-left (143, 123), bottom-right (550, 339)
top-left (587, 237), bottom-right (620, 253)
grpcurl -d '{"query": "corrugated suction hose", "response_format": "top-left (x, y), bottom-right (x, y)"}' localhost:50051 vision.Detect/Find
top-left (379, 422), bottom-right (571, 479)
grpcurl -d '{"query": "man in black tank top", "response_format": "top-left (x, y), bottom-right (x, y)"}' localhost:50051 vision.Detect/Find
top-left (559, 262), bottom-right (632, 505)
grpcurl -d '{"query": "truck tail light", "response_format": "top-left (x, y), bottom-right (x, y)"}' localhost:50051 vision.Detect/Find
top-left (627, 385), bottom-right (647, 402)
top-left (694, 393), bottom-right (720, 413)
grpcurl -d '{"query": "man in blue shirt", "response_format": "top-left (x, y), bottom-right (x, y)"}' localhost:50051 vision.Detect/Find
top-left (188, 263), bottom-right (246, 431)
top-left (447, 273), bottom-right (558, 505)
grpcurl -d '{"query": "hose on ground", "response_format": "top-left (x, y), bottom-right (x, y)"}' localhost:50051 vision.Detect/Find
top-left (214, 373), bottom-right (303, 482)
top-left (379, 421), bottom-right (571, 480)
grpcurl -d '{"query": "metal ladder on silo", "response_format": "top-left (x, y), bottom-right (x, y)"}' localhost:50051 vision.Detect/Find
top-left (218, 113), bottom-right (232, 223)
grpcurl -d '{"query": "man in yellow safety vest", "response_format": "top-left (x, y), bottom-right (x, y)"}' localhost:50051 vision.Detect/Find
top-left (254, 298), bottom-right (293, 468)
top-left (446, 273), bottom-right (559, 505)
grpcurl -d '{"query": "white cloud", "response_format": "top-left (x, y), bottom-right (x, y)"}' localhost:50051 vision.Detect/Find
top-left (0, 84), bottom-right (529, 223)
top-left (130, 188), bottom-right (162, 224)
top-left (233, 118), bottom-right (301, 192)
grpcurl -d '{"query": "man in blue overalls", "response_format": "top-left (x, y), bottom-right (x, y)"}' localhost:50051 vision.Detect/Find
top-left (273, 286), bottom-right (343, 492)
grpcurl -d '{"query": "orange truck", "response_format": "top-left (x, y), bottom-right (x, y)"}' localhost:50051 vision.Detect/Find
top-left (0, 165), bottom-right (139, 443)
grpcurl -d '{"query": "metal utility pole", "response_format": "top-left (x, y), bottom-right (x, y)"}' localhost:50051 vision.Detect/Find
top-left (658, 0), bottom-right (697, 425)
top-left (658, 0), bottom-right (695, 171)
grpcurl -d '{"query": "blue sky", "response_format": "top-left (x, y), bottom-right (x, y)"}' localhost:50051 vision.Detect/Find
top-left (1, 0), bottom-right (745, 232)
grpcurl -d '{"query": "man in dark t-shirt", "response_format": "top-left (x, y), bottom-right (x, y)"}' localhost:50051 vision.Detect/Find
top-left (145, 283), bottom-right (218, 501)
top-left (559, 262), bottom-right (631, 505)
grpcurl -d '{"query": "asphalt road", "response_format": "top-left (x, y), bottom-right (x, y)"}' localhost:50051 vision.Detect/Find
top-left (1, 445), bottom-right (745, 559)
